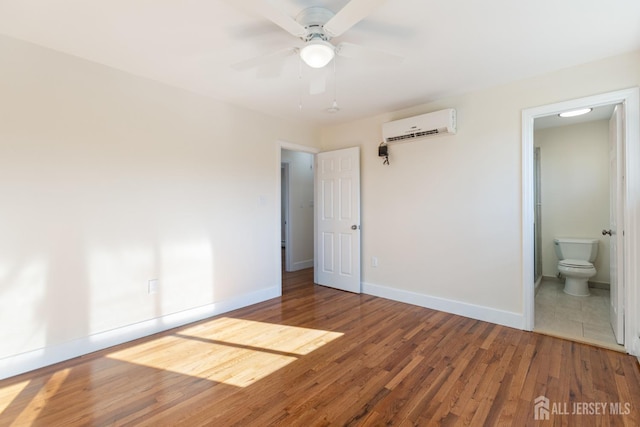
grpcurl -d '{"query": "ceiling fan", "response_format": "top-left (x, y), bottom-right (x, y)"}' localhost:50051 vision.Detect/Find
top-left (230, 0), bottom-right (403, 71)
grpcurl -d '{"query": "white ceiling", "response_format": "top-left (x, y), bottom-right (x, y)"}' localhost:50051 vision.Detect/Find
top-left (1, 0), bottom-right (639, 126)
top-left (535, 105), bottom-right (617, 130)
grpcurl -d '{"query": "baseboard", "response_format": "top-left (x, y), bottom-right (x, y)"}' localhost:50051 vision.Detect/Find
top-left (362, 282), bottom-right (523, 330)
top-left (534, 276), bottom-right (542, 295)
top-left (542, 275), bottom-right (562, 283)
top-left (542, 275), bottom-right (611, 290)
top-left (589, 281), bottom-right (610, 290)
top-left (291, 259), bottom-right (313, 271)
top-left (0, 286), bottom-right (281, 380)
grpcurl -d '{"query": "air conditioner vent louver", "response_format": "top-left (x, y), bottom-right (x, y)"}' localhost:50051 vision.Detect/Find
top-left (382, 109), bottom-right (456, 144)
top-left (386, 129), bottom-right (440, 143)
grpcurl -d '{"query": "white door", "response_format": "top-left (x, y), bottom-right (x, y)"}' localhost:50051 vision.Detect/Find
top-left (609, 104), bottom-right (624, 344)
top-left (315, 147), bottom-right (361, 293)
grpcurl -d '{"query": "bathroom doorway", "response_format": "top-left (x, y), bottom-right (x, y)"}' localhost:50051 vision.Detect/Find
top-left (522, 88), bottom-right (640, 356)
top-left (533, 107), bottom-right (620, 350)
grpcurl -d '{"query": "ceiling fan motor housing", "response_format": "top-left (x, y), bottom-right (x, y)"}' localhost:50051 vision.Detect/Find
top-left (296, 7), bottom-right (335, 42)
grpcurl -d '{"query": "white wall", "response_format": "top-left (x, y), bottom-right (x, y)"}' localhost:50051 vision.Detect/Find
top-left (0, 35), bottom-right (319, 378)
top-left (320, 50), bottom-right (640, 328)
top-left (535, 121), bottom-right (610, 283)
top-left (281, 149), bottom-right (314, 270)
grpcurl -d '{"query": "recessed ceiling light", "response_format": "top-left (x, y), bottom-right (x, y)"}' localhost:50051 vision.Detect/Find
top-left (558, 108), bottom-right (592, 118)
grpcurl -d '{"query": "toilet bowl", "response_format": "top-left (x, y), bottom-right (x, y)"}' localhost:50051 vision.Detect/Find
top-left (557, 259), bottom-right (596, 296)
top-left (553, 237), bottom-right (599, 297)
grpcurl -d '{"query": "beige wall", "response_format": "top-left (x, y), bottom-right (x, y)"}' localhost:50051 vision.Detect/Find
top-left (535, 121), bottom-right (610, 283)
top-left (1, 30), bottom-right (639, 376)
top-left (0, 35), bottom-right (319, 366)
top-left (320, 50), bottom-right (640, 320)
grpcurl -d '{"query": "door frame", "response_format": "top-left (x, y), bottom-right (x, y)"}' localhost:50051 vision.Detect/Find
top-left (521, 87), bottom-right (640, 355)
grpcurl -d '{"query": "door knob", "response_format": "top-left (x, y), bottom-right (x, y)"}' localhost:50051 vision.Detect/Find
top-left (351, 225), bottom-right (359, 230)
top-left (602, 229), bottom-right (613, 236)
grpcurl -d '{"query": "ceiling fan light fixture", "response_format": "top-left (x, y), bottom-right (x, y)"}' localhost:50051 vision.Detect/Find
top-left (300, 39), bottom-right (335, 68)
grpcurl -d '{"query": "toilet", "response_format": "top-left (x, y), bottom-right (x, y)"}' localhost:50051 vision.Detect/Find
top-left (553, 237), bottom-right (598, 296)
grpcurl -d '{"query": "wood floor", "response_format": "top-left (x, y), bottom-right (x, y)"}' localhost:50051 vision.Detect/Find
top-left (1, 268), bottom-right (640, 426)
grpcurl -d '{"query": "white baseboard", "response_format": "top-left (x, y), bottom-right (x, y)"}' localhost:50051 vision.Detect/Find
top-left (0, 286), bottom-right (281, 380)
top-left (362, 282), bottom-right (523, 330)
top-left (291, 259), bottom-right (313, 271)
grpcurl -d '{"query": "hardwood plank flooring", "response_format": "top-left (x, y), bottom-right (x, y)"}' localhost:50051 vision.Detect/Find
top-left (1, 267), bottom-right (639, 426)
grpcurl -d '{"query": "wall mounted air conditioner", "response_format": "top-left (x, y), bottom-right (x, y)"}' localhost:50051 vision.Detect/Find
top-left (382, 109), bottom-right (456, 144)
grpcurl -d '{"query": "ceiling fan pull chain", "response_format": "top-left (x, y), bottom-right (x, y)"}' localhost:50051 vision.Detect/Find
top-left (327, 56), bottom-right (340, 113)
top-left (334, 57), bottom-right (337, 102)
top-left (298, 55), bottom-right (303, 110)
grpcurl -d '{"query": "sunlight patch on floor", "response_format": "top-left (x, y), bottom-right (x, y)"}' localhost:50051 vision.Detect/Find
top-left (0, 379), bottom-right (31, 414)
top-left (9, 368), bottom-right (70, 425)
top-left (106, 317), bottom-right (343, 387)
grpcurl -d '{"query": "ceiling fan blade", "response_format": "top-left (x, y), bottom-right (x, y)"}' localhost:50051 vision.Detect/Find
top-left (232, 0), bottom-right (307, 37)
top-left (335, 42), bottom-right (403, 63)
top-left (231, 47), bottom-right (298, 71)
top-left (256, 61), bottom-right (285, 79)
top-left (323, 0), bottom-right (388, 37)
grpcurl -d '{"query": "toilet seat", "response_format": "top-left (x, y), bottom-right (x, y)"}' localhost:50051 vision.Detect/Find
top-left (559, 259), bottom-right (593, 269)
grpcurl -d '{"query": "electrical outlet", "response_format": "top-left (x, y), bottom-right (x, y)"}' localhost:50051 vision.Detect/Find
top-left (148, 279), bottom-right (158, 294)
top-left (372, 257), bottom-right (378, 268)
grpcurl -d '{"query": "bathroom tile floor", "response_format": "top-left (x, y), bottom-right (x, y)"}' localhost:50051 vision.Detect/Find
top-left (534, 279), bottom-right (625, 352)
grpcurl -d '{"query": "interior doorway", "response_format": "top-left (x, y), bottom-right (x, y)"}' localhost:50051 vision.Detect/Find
top-left (276, 142), bottom-right (362, 295)
top-left (277, 141), bottom-right (320, 292)
top-left (281, 149), bottom-right (314, 273)
top-left (532, 107), bottom-right (620, 350)
top-left (521, 88), bottom-right (640, 356)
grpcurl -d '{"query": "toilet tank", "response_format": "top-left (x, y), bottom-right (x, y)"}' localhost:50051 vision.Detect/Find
top-left (553, 238), bottom-right (599, 262)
